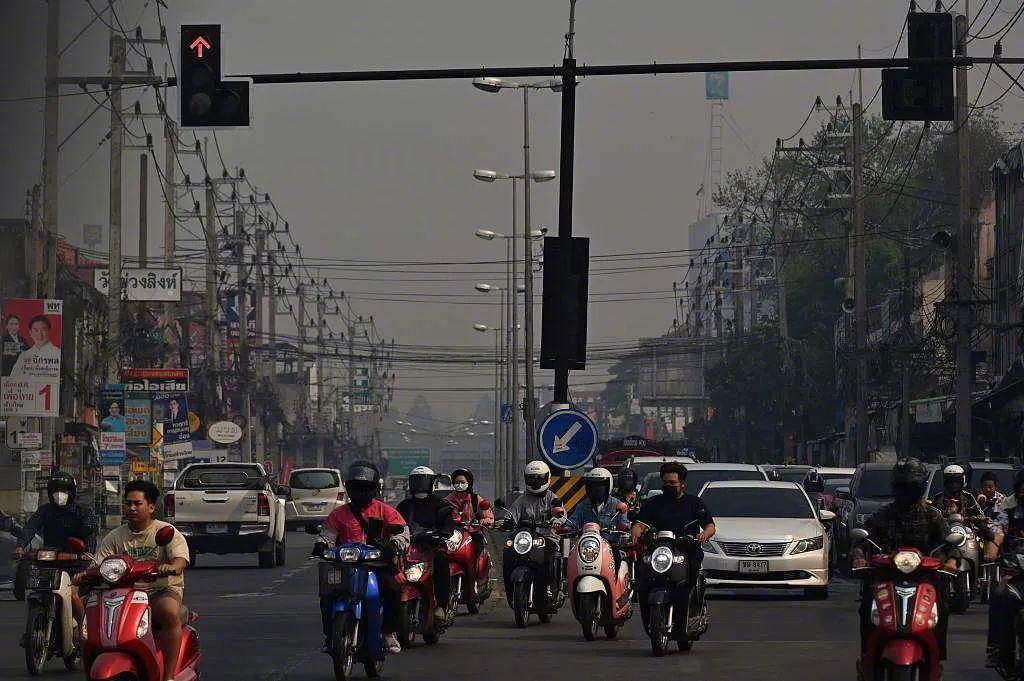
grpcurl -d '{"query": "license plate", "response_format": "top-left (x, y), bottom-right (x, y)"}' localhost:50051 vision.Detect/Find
top-left (206, 523), bottom-right (228, 534)
top-left (738, 560), bottom-right (769, 574)
top-left (306, 502), bottom-right (326, 511)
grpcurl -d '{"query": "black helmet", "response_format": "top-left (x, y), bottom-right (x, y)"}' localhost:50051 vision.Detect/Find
top-left (451, 468), bottom-right (474, 491)
top-left (345, 460), bottom-right (381, 507)
top-left (617, 467), bottom-right (638, 492)
top-left (408, 466), bottom-right (436, 498)
top-left (892, 458), bottom-right (928, 507)
top-left (47, 471), bottom-right (77, 507)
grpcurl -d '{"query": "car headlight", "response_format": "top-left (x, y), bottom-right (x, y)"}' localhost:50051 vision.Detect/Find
top-left (35, 550), bottom-right (56, 562)
top-left (136, 608), bottom-right (150, 638)
top-left (791, 536), bottom-right (824, 555)
top-left (578, 537), bottom-right (601, 563)
top-left (99, 558), bottom-right (128, 584)
top-left (338, 547), bottom-right (361, 562)
top-left (700, 541), bottom-right (718, 554)
top-left (404, 563), bottom-right (425, 583)
top-left (513, 531), bottom-right (534, 555)
top-left (651, 546), bottom-right (674, 573)
top-left (893, 550), bottom-right (922, 575)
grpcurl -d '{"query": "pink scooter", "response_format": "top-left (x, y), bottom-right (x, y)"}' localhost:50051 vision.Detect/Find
top-left (566, 506), bottom-right (634, 641)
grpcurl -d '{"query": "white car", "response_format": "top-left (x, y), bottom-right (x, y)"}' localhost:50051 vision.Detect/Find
top-left (699, 480), bottom-right (833, 599)
top-left (285, 468), bottom-right (345, 530)
top-left (623, 455), bottom-right (697, 483)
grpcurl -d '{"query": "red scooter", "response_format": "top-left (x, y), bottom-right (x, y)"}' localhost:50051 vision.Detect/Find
top-left (851, 527), bottom-right (956, 681)
top-left (396, 530), bottom-right (447, 648)
top-left (447, 500), bottom-right (494, 615)
top-left (79, 525), bottom-right (200, 681)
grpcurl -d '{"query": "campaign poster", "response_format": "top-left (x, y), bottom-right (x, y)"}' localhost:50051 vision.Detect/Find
top-left (125, 398), bottom-right (152, 445)
top-left (1, 299), bottom-right (62, 417)
top-left (153, 392), bottom-right (193, 457)
top-left (99, 384), bottom-right (127, 433)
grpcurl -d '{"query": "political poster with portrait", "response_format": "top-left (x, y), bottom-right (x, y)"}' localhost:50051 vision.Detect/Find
top-left (98, 384), bottom-right (127, 464)
top-left (1, 299), bottom-right (63, 417)
top-left (152, 392), bottom-right (193, 458)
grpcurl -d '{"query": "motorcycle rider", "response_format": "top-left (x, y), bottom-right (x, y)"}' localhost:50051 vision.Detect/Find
top-left (502, 460), bottom-right (565, 599)
top-left (567, 468), bottom-right (629, 531)
top-left (318, 460), bottom-right (409, 655)
top-left (77, 480), bottom-right (189, 681)
top-left (445, 467), bottom-right (494, 547)
top-left (986, 469), bottom-right (1024, 672)
top-left (851, 459), bottom-right (954, 661)
top-left (629, 462), bottom-right (716, 631)
top-left (979, 472), bottom-right (1006, 561)
top-left (929, 463), bottom-right (986, 523)
top-left (16, 472), bottom-right (98, 633)
top-left (396, 466), bottom-right (458, 623)
top-left (614, 467), bottom-right (641, 513)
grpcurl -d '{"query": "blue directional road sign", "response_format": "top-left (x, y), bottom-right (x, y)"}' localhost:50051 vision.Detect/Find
top-left (537, 409), bottom-right (598, 470)
top-left (501, 403), bottom-right (514, 424)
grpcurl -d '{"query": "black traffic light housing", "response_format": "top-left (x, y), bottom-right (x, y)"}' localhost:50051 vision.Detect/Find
top-left (180, 24), bottom-right (250, 128)
top-left (882, 12), bottom-right (954, 121)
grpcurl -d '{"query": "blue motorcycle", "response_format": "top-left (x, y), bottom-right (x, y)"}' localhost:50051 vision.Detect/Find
top-left (314, 535), bottom-right (390, 680)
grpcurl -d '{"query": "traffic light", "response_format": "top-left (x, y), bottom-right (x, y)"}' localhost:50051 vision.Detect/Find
top-left (882, 12), bottom-right (953, 121)
top-left (179, 24), bottom-right (250, 128)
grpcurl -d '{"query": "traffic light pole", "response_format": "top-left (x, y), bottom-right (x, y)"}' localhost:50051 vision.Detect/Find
top-left (954, 14), bottom-right (973, 464)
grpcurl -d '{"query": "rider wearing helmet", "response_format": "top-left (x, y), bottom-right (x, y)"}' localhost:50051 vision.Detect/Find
top-left (16, 472), bottom-right (98, 632)
top-left (929, 463), bottom-right (986, 525)
top-left (987, 469), bottom-right (1024, 672)
top-left (851, 459), bottom-right (954, 660)
top-left (501, 461), bottom-right (565, 600)
top-left (567, 468), bottom-right (629, 531)
top-left (396, 466), bottom-right (458, 622)
top-left (320, 461), bottom-right (409, 654)
top-left (614, 467), bottom-right (641, 512)
top-left (803, 469), bottom-right (827, 509)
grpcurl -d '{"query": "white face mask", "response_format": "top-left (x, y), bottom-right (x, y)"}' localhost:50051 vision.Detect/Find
top-left (53, 491), bottom-right (69, 507)
top-left (453, 482), bottom-right (469, 492)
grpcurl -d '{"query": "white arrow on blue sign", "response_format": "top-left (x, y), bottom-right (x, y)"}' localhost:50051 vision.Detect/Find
top-left (537, 408), bottom-right (598, 470)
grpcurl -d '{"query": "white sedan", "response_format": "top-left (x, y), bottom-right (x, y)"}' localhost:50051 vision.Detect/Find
top-left (699, 480), bottom-right (834, 599)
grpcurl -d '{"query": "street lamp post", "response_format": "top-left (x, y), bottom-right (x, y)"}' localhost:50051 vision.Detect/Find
top-left (475, 283), bottom-right (511, 495)
top-left (474, 322), bottom-right (504, 497)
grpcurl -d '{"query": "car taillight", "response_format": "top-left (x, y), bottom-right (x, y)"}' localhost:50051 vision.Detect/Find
top-left (164, 493), bottom-right (175, 518)
top-left (258, 492), bottom-right (270, 517)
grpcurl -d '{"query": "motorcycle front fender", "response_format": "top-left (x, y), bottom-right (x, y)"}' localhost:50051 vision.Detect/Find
top-left (509, 565), bottom-right (534, 584)
top-left (331, 597), bottom-right (362, 621)
top-left (880, 639), bottom-right (925, 666)
top-left (575, 575), bottom-right (608, 595)
top-left (88, 651), bottom-right (143, 680)
top-left (647, 588), bottom-right (672, 606)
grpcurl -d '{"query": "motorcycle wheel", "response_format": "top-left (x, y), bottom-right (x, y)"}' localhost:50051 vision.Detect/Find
top-left (330, 612), bottom-right (356, 681)
top-left (677, 638), bottom-right (693, 653)
top-left (13, 560), bottom-right (28, 600)
top-left (537, 611), bottom-right (552, 624)
top-left (577, 593), bottom-right (599, 641)
top-left (604, 624), bottom-right (618, 640)
top-left (950, 574), bottom-right (970, 614)
top-left (882, 664), bottom-right (916, 681)
top-left (363, 658), bottom-right (383, 678)
top-left (649, 605), bottom-right (670, 658)
top-left (24, 604), bottom-right (49, 676)
top-left (512, 582), bottom-right (530, 629)
top-left (467, 596), bottom-right (480, 615)
top-left (398, 602), bottom-right (416, 649)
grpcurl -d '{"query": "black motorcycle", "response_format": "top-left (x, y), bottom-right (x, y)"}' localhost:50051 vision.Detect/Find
top-left (20, 537), bottom-right (89, 675)
top-left (496, 508), bottom-right (566, 628)
top-left (993, 538), bottom-right (1024, 680)
top-left (640, 529), bottom-right (709, 657)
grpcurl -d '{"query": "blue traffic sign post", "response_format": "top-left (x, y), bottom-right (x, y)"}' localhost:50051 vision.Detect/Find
top-left (537, 408), bottom-right (598, 471)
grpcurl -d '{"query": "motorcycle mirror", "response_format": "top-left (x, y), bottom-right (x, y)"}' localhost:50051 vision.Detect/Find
top-left (946, 531), bottom-right (968, 548)
top-left (479, 499), bottom-right (492, 511)
top-left (304, 522), bottom-right (322, 535)
top-left (551, 507), bottom-right (565, 518)
top-left (616, 502), bottom-right (629, 513)
top-left (154, 525), bottom-right (176, 547)
top-left (66, 537), bottom-right (86, 553)
top-left (850, 527), bottom-right (870, 542)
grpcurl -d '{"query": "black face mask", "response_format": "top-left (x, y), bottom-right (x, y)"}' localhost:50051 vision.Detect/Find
top-left (662, 484), bottom-right (681, 497)
top-left (587, 485), bottom-right (608, 503)
top-left (347, 483), bottom-right (377, 507)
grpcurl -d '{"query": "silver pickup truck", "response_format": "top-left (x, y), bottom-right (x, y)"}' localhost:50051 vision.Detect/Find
top-left (166, 462), bottom-right (290, 568)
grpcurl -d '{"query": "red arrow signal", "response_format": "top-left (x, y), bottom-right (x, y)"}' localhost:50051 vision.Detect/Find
top-left (189, 36), bottom-right (211, 58)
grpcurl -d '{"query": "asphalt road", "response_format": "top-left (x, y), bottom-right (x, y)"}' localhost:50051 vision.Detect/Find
top-left (0, 534), bottom-right (996, 680)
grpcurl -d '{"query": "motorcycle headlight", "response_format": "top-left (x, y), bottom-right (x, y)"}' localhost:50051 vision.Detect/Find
top-left (651, 546), bottom-right (674, 573)
top-left (791, 536), bottom-right (824, 555)
top-left (579, 537), bottom-right (601, 564)
top-left (338, 547), bottom-right (361, 562)
top-left (99, 558), bottom-right (128, 584)
top-left (35, 550), bottom-right (57, 562)
top-left (893, 550), bottom-right (922, 575)
top-left (513, 531), bottom-right (534, 555)
top-left (364, 549), bottom-right (383, 560)
top-left (404, 563), bottom-right (425, 583)
top-left (136, 608), bottom-right (150, 638)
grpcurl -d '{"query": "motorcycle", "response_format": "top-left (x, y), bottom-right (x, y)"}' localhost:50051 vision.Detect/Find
top-left (79, 525), bottom-right (201, 681)
top-left (945, 513), bottom-right (980, 613)
top-left (992, 538), bottom-right (1024, 680)
top-left (446, 502), bottom-right (493, 616)
top-left (979, 493), bottom-right (1003, 605)
top-left (309, 523), bottom-right (391, 681)
top-left (640, 526), bottom-right (709, 657)
top-left (566, 509), bottom-right (634, 641)
top-left (396, 530), bottom-right (447, 648)
top-left (850, 527), bottom-right (959, 681)
top-left (497, 506), bottom-right (567, 628)
top-left (20, 537), bottom-right (89, 675)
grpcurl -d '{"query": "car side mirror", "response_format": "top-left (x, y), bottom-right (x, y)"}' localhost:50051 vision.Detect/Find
top-left (155, 525), bottom-right (176, 546)
top-left (305, 523), bottom-right (322, 536)
top-left (819, 509), bottom-right (836, 523)
top-left (835, 486), bottom-right (852, 501)
top-left (277, 485), bottom-right (292, 499)
top-left (946, 531), bottom-right (968, 548)
top-left (850, 527), bottom-right (869, 542)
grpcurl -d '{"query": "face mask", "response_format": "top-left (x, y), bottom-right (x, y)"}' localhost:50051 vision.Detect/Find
top-left (662, 485), bottom-right (679, 497)
top-left (53, 491), bottom-right (69, 507)
top-left (453, 482), bottom-right (469, 493)
top-left (347, 485), bottom-right (376, 507)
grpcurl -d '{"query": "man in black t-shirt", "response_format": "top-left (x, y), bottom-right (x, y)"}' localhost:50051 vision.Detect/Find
top-left (630, 462), bottom-right (716, 629)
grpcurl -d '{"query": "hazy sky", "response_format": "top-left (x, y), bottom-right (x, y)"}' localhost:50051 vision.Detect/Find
top-left (2, 0), bottom-right (1022, 423)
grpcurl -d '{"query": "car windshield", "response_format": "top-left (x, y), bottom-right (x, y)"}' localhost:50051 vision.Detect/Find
top-left (642, 469), bottom-right (765, 494)
top-left (178, 465), bottom-right (265, 490)
top-left (630, 460), bottom-right (689, 480)
top-left (289, 470), bottom-right (340, 490)
top-left (700, 486), bottom-right (815, 519)
top-left (775, 468), bottom-right (811, 483)
top-left (854, 468), bottom-right (894, 499)
top-left (822, 476), bottom-right (853, 494)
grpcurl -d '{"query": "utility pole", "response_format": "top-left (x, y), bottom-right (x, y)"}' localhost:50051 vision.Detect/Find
top-left (509, 179), bottom-right (520, 482)
top-left (204, 181), bottom-right (218, 418)
top-left (521, 88), bottom-right (537, 457)
top-left (316, 295), bottom-right (326, 467)
top-left (107, 33), bottom-right (126, 382)
top-left (235, 206), bottom-right (252, 463)
top-left (901, 244), bottom-right (913, 459)
top-left (254, 230), bottom-right (266, 465)
top-left (163, 119), bottom-right (176, 342)
top-left (954, 12), bottom-right (973, 464)
top-left (43, 0), bottom-right (59, 300)
top-left (852, 101), bottom-right (868, 465)
top-left (138, 155), bottom-right (148, 266)
top-left (347, 316), bottom-right (356, 444)
top-left (297, 283), bottom-right (308, 450)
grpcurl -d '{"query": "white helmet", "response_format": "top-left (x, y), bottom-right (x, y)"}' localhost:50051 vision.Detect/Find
top-left (409, 466), bottom-right (436, 499)
top-left (943, 464), bottom-right (967, 493)
top-left (583, 467), bottom-right (613, 501)
top-left (524, 460), bottom-right (552, 493)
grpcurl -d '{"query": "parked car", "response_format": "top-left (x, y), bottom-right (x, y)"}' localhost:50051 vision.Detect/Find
top-left (640, 462), bottom-right (769, 498)
top-left (699, 480), bottom-right (833, 599)
top-left (923, 461), bottom-right (1021, 498)
top-left (285, 467), bottom-right (345, 530)
top-left (807, 467), bottom-right (856, 511)
top-left (768, 465), bottom-right (813, 484)
top-left (623, 455), bottom-right (697, 484)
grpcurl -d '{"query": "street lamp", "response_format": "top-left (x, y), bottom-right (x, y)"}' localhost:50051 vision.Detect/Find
top-left (475, 321), bottom-right (507, 497)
